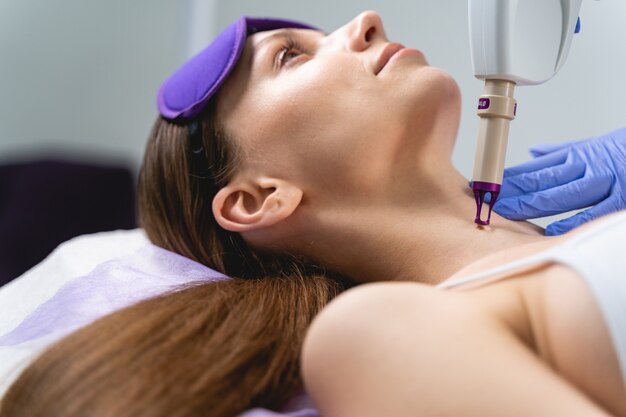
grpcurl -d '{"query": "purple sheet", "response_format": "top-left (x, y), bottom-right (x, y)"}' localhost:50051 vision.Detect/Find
top-left (240, 392), bottom-right (319, 417)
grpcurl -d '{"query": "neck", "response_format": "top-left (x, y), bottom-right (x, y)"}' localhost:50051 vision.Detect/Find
top-left (297, 171), bottom-right (551, 285)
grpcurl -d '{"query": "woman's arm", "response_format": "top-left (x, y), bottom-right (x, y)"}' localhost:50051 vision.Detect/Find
top-left (302, 282), bottom-right (616, 417)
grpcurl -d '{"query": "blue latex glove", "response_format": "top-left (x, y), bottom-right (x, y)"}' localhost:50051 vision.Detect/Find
top-left (493, 126), bottom-right (626, 235)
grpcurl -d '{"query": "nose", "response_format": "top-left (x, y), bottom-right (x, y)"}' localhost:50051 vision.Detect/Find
top-left (346, 11), bottom-right (387, 51)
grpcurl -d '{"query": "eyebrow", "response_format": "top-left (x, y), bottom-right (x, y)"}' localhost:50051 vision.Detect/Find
top-left (251, 28), bottom-right (322, 72)
top-left (254, 30), bottom-right (294, 54)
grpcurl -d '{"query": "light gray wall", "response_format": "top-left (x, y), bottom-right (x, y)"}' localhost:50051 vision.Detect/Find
top-left (0, 0), bottom-right (192, 170)
top-left (2, 0), bottom-right (625, 189)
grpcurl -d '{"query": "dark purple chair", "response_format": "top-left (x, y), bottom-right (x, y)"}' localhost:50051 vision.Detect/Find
top-left (0, 159), bottom-right (137, 286)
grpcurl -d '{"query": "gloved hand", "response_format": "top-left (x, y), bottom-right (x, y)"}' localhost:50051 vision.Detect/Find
top-left (493, 126), bottom-right (626, 235)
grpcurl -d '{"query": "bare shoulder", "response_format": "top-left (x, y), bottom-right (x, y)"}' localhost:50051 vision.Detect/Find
top-left (465, 261), bottom-right (626, 416)
top-left (534, 264), bottom-right (626, 415)
top-left (449, 212), bottom-right (626, 414)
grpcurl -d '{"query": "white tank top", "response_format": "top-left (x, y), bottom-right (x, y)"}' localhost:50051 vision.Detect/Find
top-left (437, 210), bottom-right (626, 383)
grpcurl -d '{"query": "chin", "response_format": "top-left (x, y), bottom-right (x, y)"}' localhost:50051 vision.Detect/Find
top-left (425, 67), bottom-right (461, 101)
top-left (400, 67), bottom-right (461, 117)
top-left (399, 68), bottom-right (462, 152)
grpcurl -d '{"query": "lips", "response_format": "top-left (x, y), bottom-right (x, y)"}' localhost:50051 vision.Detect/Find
top-left (375, 42), bottom-right (406, 75)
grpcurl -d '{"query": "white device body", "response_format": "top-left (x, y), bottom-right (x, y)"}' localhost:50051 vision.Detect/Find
top-left (469, 0), bottom-right (583, 86)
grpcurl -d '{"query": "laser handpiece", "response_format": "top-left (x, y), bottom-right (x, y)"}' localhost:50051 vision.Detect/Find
top-left (472, 79), bottom-right (516, 225)
top-left (468, 0), bottom-right (584, 225)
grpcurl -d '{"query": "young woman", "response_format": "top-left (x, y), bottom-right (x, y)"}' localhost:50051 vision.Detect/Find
top-left (1, 11), bottom-right (625, 417)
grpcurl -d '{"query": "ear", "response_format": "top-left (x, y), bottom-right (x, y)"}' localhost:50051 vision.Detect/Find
top-left (212, 177), bottom-right (303, 233)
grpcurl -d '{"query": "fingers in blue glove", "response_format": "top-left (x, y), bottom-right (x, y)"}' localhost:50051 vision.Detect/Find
top-left (503, 148), bottom-right (568, 176)
top-left (545, 193), bottom-right (622, 236)
top-left (529, 142), bottom-right (572, 157)
top-left (494, 174), bottom-right (613, 220)
top-left (499, 160), bottom-right (586, 199)
top-left (528, 137), bottom-right (591, 157)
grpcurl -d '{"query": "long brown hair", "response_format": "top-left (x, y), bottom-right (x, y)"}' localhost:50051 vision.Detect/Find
top-left (0, 100), bottom-right (351, 417)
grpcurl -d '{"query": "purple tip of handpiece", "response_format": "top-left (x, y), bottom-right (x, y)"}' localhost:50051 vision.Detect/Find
top-left (473, 181), bottom-right (501, 225)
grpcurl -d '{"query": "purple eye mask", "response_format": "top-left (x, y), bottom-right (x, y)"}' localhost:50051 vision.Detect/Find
top-left (157, 16), bottom-right (317, 121)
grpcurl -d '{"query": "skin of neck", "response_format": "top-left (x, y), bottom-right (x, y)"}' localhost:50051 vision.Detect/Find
top-left (288, 164), bottom-right (551, 285)
top-left (250, 86), bottom-right (554, 285)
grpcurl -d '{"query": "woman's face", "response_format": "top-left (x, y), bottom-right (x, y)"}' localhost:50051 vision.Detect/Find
top-left (218, 11), bottom-right (461, 203)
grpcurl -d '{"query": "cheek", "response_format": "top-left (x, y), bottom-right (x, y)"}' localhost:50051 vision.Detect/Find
top-left (230, 62), bottom-right (400, 195)
top-left (252, 67), bottom-right (355, 153)
top-left (266, 73), bottom-right (387, 183)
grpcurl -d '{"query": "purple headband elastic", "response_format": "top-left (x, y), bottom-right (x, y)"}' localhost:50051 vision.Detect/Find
top-left (157, 16), bottom-right (317, 121)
